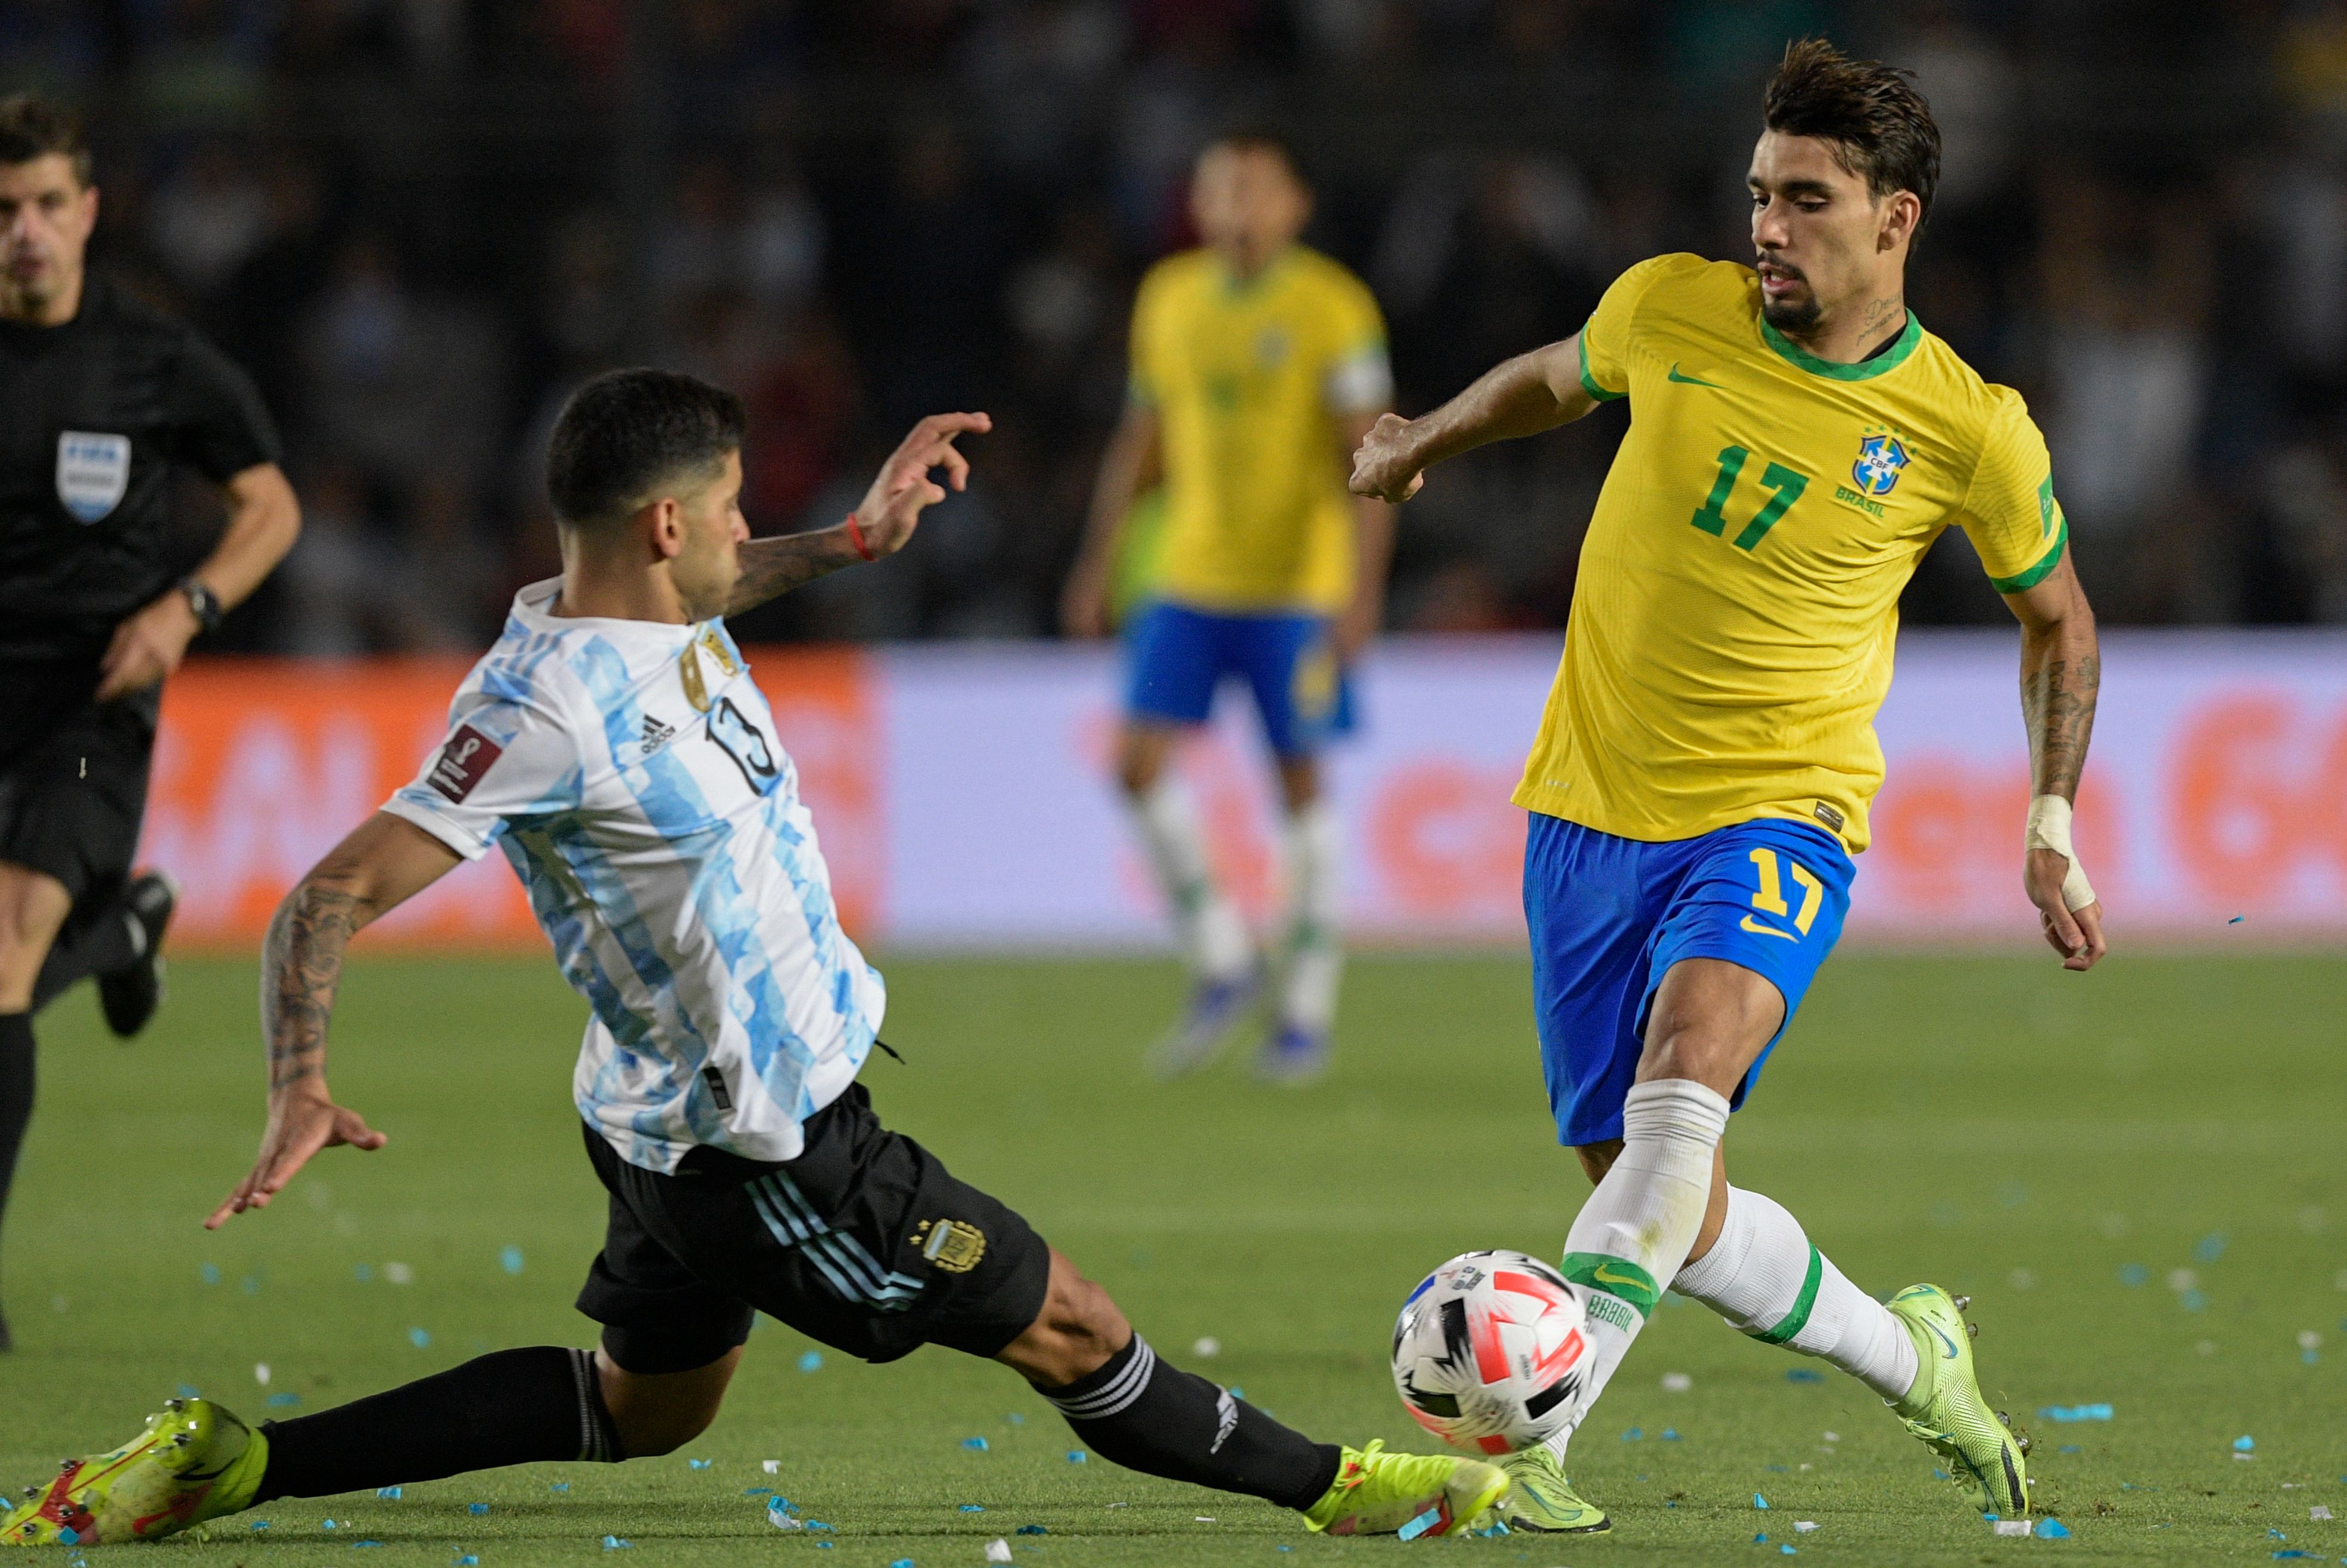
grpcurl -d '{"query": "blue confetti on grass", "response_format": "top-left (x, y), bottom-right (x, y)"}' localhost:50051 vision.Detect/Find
top-left (962, 1437), bottom-right (989, 1451)
top-left (798, 1351), bottom-right (824, 1373)
top-left (745, 1488), bottom-right (773, 1497)
top-left (1662, 1428), bottom-right (1682, 1441)
top-left (177, 1385), bottom-right (201, 1399)
top-left (2237, 1436), bottom-right (2258, 1452)
top-left (1622, 1427), bottom-right (1642, 1442)
top-left (959, 1504), bottom-right (984, 1512)
top-left (250, 1521), bottom-right (270, 1532)
top-left (1006, 1413), bottom-right (1025, 1426)
top-left (1785, 1368), bottom-right (1823, 1383)
top-left (455, 1558), bottom-right (478, 1566)
top-left (2181, 1290), bottom-right (2208, 1313)
top-left (1755, 1494), bottom-right (1770, 1509)
top-left (266, 1393), bottom-right (301, 1408)
top-left (890, 1560), bottom-right (914, 1568)
top-left (687, 1458), bottom-right (712, 1470)
top-left (500, 1246), bottom-right (525, 1274)
top-left (603, 1535), bottom-right (631, 1550)
top-left (1016, 1525), bottom-right (1047, 1535)
top-left (1066, 1451), bottom-right (1087, 1463)
top-left (354, 1264), bottom-right (373, 1283)
top-left (2196, 1233), bottom-right (2229, 1263)
top-left (241, 1275), bottom-right (261, 1295)
top-left (805, 1520), bottom-right (833, 1532)
top-left (2034, 1519), bottom-right (2071, 1539)
top-left (2039, 1404), bottom-right (2113, 1423)
top-left (550, 1482), bottom-right (569, 1492)
top-left (468, 1504), bottom-right (488, 1516)
top-left (1781, 1547), bottom-right (1797, 1557)
top-left (2118, 1264), bottom-right (2148, 1287)
top-left (354, 1541), bottom-right (384, 1548)
top-left (2060, 1445), bottom-right (2081, 1454)
top-left (200, 1264), bottom-right (220, 1285)
top-left (409, 1328), bottom-right (432, 1348)
top-left (376, 1488), bottom-right (402, 1500)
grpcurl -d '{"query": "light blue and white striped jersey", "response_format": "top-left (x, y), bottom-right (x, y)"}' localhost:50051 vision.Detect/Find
top-left (384, 579), bottom-right (883, 1174)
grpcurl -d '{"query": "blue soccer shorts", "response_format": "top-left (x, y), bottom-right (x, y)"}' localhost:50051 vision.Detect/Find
top-left (1122, 599), bottom-right (1356, 758)
top-left (1523, 811), bottom-right (1854, 1148)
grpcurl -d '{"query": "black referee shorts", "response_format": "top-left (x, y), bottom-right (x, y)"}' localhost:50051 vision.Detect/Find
top-left (576, 1081), bottom-right (1054, 1376)
top-left (0, 659), bottom-right (160, 906)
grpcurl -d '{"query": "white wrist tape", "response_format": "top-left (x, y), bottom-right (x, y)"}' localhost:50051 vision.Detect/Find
top-left (2024, 794), bottom-right (2097, 913)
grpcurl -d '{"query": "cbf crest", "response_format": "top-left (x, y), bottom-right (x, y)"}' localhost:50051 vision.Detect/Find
top-left (1851, 428), bottom-right (1910, 498)
top-left (56, 431), bottom-right (130, 523)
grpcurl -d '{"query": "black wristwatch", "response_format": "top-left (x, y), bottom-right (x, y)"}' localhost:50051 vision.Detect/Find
top-left (179, 577), bottom-right (223, 633)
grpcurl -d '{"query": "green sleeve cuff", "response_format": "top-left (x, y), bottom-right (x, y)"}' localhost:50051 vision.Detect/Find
top-left (1987, 518), bottom-right (2068, 594)
top-left (1577, 326), bottom-right (1626, 403)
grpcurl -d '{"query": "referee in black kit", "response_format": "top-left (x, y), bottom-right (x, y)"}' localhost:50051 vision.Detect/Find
top-left (0, 95), bottom-right (300, 1349)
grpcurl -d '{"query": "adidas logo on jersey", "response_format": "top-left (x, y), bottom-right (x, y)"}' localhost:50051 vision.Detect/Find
top-left (639, 714), bottom-right (678, 753)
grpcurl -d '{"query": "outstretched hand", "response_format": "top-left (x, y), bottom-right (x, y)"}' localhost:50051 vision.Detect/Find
top-left (206, 1090), bottom-right (386, 1229)
top-left (1348, 413), bottom-right (1425, 503)
top-left (850, 412), bottom-right (992, 559)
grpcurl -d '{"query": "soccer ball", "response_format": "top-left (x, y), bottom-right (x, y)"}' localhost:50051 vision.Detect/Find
top-left (1390, 1250), bottom-right (1589, 1455)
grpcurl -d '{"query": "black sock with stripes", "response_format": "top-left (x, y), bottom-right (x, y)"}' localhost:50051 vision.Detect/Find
top-left (1034, 1335), bottom-right (1341, 1511)
top-left (251, 1348), bottom-right (622, 1503)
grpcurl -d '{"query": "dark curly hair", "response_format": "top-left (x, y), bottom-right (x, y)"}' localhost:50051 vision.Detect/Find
top-left (0, 94), bottom-right (91, 186)
top-left (1762, 39), bottom-right (1941, 231)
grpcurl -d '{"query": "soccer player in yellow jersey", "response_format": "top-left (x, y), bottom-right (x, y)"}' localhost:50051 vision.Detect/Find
top-left (1351, 42), bottom-right (2105, 1533)
top-left (1064, 133), bottom-right (1394, 1084)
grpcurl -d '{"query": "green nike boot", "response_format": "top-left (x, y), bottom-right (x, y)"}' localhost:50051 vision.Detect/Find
top-left (1885, 1284), bottom-right (2031, 1517)
top-left (1302, 1440), bottom-right (1510, 1538)
top-left (1, 1398), bottom-right (269, 1546)
top-left (1495, 1444), bottom-right (1610, 1532)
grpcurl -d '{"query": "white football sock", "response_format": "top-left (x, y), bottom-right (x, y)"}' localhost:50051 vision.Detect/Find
top-left (1544, 1079), bottom-right (1730, 1458)
top-left (1129, 776), bottom-right (1252, 981)
top-left (1276, 799), bottom-right (1343, 1032)
top-left (1671, 1185), bottom-right (1919, 1402)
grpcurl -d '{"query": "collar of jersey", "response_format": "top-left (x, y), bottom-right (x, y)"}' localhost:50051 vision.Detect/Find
top-left (1216, 245), bottom-right (1296, 299)
top-left (510, 576), bottom-right (700, 642)
top-left (1758, 309), bottom-right (1921, 381)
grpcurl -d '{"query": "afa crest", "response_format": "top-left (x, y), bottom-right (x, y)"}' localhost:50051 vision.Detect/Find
top-left (1851, 431), bottom-right (1910, 497)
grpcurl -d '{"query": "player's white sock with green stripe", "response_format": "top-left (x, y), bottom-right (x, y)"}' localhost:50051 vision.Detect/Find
top-left (1544, 1079), bottom-right (1730, 1458)
top-left (1277, 799), bottom-right (1342, 1031)
top-left (1131, 777), bottom-right (1253, 980)
top-left (1671, 1185), bottom-right (1918, 1401)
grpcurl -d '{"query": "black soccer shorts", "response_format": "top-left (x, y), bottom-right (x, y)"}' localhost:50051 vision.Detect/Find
top-left (0, 660), bottom-right (160, 906)
top-left (575, 1081), bottom-right (1054, 1375)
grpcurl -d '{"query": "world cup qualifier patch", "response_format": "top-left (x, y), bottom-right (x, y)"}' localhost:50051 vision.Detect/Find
top-left (912, 1219), bottom-right (987, 1273)
top-left (427, 724), bottom-right (503, 802)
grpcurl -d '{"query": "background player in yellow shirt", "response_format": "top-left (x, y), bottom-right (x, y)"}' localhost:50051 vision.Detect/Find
top-left (1063, 133), bottom-right (1394, 1084)
top-left (1350, 42), bottom-right (2105, 1533)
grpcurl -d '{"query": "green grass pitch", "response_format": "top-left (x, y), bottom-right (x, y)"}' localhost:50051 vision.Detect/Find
top-left (4, 951), bottom-right (2343, 1564)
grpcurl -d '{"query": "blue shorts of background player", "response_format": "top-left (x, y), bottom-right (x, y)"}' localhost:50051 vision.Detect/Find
top-left (1123, 599), bottom-right (1357, 757)
top-left (1523, 811), bottom-right (1855, 1149)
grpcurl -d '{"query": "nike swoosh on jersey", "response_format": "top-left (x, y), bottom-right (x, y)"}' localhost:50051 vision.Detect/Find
top-left (1738, 916), bottom-right (1799, 942)
top-left (1667, 364), bottom-right (1722, 387)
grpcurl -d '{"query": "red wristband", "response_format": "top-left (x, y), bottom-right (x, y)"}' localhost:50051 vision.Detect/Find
top-left (844, 513), bottom-right (876, 562)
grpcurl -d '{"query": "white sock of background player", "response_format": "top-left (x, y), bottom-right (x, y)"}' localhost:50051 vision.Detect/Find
top-left (1129, 774), bottom-right (1252, 984)
top-left (1275, 799), bottom-right (1343, 1035)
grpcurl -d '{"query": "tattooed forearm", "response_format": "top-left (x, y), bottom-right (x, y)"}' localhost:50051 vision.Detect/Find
top-left (724, 527), bottom-right (866, 616)
top-left (2020, 645), bottom-right (2100, 801)
top-left (262, 878), bottom-right (373, 1091)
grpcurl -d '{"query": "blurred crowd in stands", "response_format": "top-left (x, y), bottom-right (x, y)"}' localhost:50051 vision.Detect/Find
top-left (10, 0), bottom-right (2347, 649)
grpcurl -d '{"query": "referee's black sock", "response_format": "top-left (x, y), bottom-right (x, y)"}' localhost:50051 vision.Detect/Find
top-left (0, 1012), bottom-right (32, 1345)
top-left (30, 897), bottom-right (139, 1014)
top-left (251, 1348), bottom-right (623, 1502)
top-left (1034, 1335), bottom-right (1341, 1511)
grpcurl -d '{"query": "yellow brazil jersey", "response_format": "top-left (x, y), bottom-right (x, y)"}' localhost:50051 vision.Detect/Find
top-left (1128, 245), bottom-right (1392, 615)
top-left (1513, 253), bottom-right (2069, 853)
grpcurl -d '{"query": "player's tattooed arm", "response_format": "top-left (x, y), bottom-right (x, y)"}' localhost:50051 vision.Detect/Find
top-left (728, 412), bottom-right (992, 617)
top-left (211, 814), bottom-right (460, 1227)
top-left (724, 528), bottom-right (869, 615)
top-left (2021, 648), bottom-right (2100, 801)
top-left (2009, 549), bottom-right (2101, 802)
